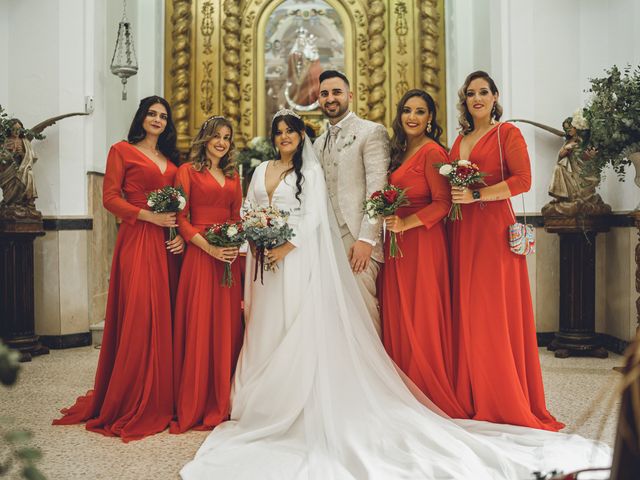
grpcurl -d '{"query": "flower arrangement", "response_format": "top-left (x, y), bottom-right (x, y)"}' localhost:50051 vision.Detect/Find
top-left (242, 204), bottom-right (295, 283)
top-left (436, 159), bottom-right (487, 220)
top-left (236, 137), bottom-right (276, 176)
top-left (581, 65), bottom-right (640, 179)
top-left (146, 186), bottom-right (186, 240)
top-left (363, 185), bottom-right (409, 258)
top-left (204, 221), bottom-right (246, 287)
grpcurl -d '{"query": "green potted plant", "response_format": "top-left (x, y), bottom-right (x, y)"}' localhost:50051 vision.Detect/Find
top-left (582, 65), bottom-right (640, 201)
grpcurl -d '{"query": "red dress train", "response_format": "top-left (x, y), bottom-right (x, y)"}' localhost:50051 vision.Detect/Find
top-left (448, 123), bottom-right (564, 431)
top-left (170, 164), bottom-right (244, 433)
top-left (380, 142), bottom-right (467, 418)
top-left (53, 141), bottom-right (178, 441)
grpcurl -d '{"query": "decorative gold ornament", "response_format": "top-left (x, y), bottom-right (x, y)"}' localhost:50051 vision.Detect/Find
top-left (165, 0), bottom-right (446, 149)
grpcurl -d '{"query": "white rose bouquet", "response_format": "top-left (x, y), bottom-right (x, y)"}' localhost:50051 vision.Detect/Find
top-left (242, 205), bottom-right (295, 283)
top-left (145, 186), bottom-right (186, 240)
top-left (204, 221), bottom-right (246, 287)
top-left (435, 159), bottom-right (487, 220)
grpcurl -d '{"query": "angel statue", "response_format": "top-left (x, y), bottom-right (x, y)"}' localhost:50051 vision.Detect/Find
top-left (0, 108), bottom-right (88, 220)
top-left (508, 116), bottom-right (611, 217)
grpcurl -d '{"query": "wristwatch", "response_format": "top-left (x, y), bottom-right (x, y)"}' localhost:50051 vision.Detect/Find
top-left (472, 190), bottom-right (481, 201)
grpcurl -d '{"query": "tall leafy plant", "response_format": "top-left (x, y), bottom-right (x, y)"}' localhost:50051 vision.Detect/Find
top-left (582, 65), bottom-right (640, 178)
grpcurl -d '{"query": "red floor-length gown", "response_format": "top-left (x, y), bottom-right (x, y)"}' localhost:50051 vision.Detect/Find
top-left (170, 163), bottom-right (244, 433)
top-left (448, 123), bottom-right (564, 431)
top-left (53, 141), bottom-right (178, 441)
top-left (380, 142), bottom-right (467, 418)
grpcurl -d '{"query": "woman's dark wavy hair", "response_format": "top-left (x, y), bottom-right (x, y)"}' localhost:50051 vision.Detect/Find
top-left (270, 114), bottom-right (305, 204)
top-left (389, 89), bottom-right (444, 172)
top-left (457, 70), bottom-right (503, 135)
top-left (127, 95), bottom-right (179, 165)
top-left (189, 116), bottom-right (237, 177)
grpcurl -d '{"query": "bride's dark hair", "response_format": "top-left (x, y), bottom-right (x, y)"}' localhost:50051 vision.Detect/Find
top-left (270, 114), bottom-right (305, 204)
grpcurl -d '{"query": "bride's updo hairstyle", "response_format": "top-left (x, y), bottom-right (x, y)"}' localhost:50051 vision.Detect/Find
top-left (270, 111), bottom-right (305, 203)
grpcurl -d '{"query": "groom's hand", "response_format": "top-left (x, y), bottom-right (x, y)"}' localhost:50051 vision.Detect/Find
top-left (349, 240), bottom-right (373, 274)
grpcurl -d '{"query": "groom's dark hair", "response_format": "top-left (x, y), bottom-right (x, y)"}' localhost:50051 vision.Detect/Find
top-left (319, 70), bottom-right (350, 89)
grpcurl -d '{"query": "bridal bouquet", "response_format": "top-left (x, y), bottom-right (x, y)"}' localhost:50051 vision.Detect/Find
top-left (242, 205), bottom-right (295, 283)
top-left (204, 221), bottom-right (246, 287)
top-left (363, 185), bottom-right (409, 258)
top-left (436, 160), bottom-right (487, 221)
top-left (146, 186), bottom-right (186, 240)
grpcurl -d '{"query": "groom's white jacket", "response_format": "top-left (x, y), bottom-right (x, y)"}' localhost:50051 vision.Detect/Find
top-left (313, 112), bottom-right (390, 264)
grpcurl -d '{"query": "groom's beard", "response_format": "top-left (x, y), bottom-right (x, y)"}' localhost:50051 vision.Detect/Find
top-left (321, 102), bottom-right (349, 121)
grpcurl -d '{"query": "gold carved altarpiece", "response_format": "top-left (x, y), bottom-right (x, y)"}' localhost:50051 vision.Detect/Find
top-left (165, 0), bottom-right (446, 150)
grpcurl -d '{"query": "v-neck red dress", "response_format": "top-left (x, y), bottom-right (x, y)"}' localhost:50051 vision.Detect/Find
top-left (53, 141), bottom-right (178, 441)
top-left (170, 163), bottom-right (244, 433)
top-left (448, 123), bottom-right (563, 431)
top-left (380, 142), bottom-right (466, 418)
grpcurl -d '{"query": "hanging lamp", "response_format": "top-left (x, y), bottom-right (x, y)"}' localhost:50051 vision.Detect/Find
top-left (110, 0), bottom-right (138, 100)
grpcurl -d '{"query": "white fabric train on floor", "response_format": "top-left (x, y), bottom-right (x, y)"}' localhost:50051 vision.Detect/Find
top-left (181, 137), bottom-right (611, 480)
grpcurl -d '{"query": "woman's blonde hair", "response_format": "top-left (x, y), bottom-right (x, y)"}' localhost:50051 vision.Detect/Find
top-left (457, 70), bottom-right (503, 135)
top-left (189, 116), bottom-right (237, 177)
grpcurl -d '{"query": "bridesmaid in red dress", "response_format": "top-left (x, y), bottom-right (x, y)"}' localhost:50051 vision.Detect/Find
top-left (53, 96), bottom-right (184, 441)
top-left (448, 71), bottom-right (564, 431)
top-left (170, 116), bottom-right (244, 433)
top-left (381, 89), bottom-right (466, 418)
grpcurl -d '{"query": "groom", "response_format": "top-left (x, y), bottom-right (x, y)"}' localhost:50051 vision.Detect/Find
top-left (313, 70), bottom-right (389, 336)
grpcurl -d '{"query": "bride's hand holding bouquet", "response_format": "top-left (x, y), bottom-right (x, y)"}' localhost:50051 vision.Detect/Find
top-left (242, 204), bottom-right (295, 283)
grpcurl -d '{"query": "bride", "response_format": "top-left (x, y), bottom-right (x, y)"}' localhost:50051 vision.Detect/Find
top-left (180, 110), bottom-right (611, 480)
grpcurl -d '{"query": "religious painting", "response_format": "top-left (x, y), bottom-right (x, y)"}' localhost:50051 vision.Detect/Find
top-left (263, 0), bottom-right (345, 129)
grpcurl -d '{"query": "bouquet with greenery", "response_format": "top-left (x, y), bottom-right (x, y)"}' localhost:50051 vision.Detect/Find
top-left (363, 185), bottom-right (409, 258)
top-left (582, 65), bottom-right (640, 179)
top-left (242, 204), bottom-right (295, 283)
top-left (146, 186), bottom-right (186, 240)
top-left (436, 160), bottom-right (487, 220)
top-left (204, 221), bottom-right (246, 287)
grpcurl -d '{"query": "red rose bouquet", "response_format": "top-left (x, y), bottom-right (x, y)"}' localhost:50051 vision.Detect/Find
top-left (435, 159), bottom-right (487, 220)
top-left (363, 184), bottom-right (409, 258)
top-left (204, 221), bottom-right (246, 287)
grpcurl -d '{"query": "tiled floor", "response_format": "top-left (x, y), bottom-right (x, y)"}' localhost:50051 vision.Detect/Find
top-left (1, 346), bottom-right (622, 479)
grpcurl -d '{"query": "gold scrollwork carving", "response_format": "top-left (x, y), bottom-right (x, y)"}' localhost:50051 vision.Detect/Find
top-left (367, 0), bottom-right (387, 123)
top-left (166, 0), bottom-right (445, 148)
top-left (200, 61), bottom-right (214, 114)
top-left (201, 1), bottom-right (215, 54)
top-left (395, 61), bottom-right (409, 97)
top-left (394, 1), bottom-right (408, 56)
top-left (169, 0), bottom-right (193, 148)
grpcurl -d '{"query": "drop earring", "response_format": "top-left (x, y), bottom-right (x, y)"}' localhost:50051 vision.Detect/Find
top-left (490, 104), bottom-right (496, 125)
top-left (426, 121), bottom-right (432, 134)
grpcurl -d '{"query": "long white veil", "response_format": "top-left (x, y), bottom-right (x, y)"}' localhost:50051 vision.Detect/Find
top-left (180, 136), bottom-right (611, 480)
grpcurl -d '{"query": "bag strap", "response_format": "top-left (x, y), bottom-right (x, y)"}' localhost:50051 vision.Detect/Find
top-left (497, 124), bottom-right (527, 224)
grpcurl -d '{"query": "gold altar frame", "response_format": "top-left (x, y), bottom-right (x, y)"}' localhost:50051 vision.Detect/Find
top-left (165, 0), bottom-right (446, 149)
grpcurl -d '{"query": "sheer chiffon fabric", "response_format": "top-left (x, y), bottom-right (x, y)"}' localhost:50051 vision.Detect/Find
top-left (53, 142), bottom-right (176, 441)
top-left (181, 138), bottom-right (610, 479)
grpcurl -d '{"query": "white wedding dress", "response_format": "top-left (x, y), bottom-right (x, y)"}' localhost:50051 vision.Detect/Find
top-left (181, 138), bottom-right (611, 480)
